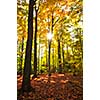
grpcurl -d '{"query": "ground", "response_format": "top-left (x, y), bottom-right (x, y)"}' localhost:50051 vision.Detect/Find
top-left (17, 73), bottom-right (83, 100)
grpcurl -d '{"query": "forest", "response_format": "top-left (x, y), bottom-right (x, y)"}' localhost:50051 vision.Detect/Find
top-left (17, 0), bottom-right (83, 100)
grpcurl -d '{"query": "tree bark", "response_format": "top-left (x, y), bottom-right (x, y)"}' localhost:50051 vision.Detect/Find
top-left (33, 6), bottom-right (38, 77)
top-left (62, 42), bottom-right (64, 68)
top-left (38, 38), bottom-right (40, 74)
top-left (48, 40), bottom-right (51, 76)
top-left (66, 44), bottom-right (69, 61)
top-left (48, 12), bottom-right (53, 76)
top-left (22, 0), bottom-right (34, 92)
top-left (20, 36), bottom-right (24, 74)
top-left (52, 48), bottom-right (54, 68)
top-left (58, 39), bottom-right (62, 73)
top-left (46, 39), bottom-right (48, 70)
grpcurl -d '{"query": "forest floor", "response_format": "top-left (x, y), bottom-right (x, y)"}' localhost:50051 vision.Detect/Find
top-left (17, 73), bottom-right (83, 100)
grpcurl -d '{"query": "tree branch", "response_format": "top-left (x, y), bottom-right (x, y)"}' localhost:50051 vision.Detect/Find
top-left (53, 17), bottom-right (60, 27)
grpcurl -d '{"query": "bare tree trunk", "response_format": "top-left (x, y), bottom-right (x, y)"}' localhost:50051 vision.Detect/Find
top-left (17, 40), bottom-right (21, 74)
top-left (38, 38), bottom-right (40, 74)
top-left (22, 0), bottom-right (34, 92)
top-left (66, 44), bottom-right (69, 61)
top-left (48, 12), bottom-right (53, 76)
top-left (62, 42), bottom-right (64, 68)
top-left (33, 6), bottom-right (38, 77)
top-left (71, 44), bottom-right (74, 60)
top-left (48, 40), bottom-right (51, 76)
top-left (46, 39), bottom-right (48, 71)
top-left (52, 48), bottom-right (54, 68)
top-left (20, 36), bottom-right (24, 75)
top-left (58, 39), bottom-right (62, 73)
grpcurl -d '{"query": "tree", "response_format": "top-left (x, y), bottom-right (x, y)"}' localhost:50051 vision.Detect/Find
top-left (33, 0), bottom-right (41, 77)
top-left (17, 0), bottom-right (28, 74)
top-left (22, 0), bottom-right (35, 92)
top-left (33, 4), bottom-right (38, 77)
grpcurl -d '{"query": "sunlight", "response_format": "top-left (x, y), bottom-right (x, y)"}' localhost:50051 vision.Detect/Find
top-left (79, 21), bottom-right (83, 27)
top-left (68, 26), bottom-right (74, 32)
top-left (46, 18), bottom-right (50, 22)
top-left (50, 80), bottom-right (56, 83)
top-left (26, 0), bottom-right (29, 4)
top-left (65, 7), bottom-right (71, 12)
top-left (70, 32), bottom-right (75, 40)
top-left (61, 5), bottom-right (66, 11)
top-left (60, 80), bottom-right (68, 83)
top-left (47, 32), bottom-right (53, 40)
top-left (43, 80), bottom-right (48, 83)
top-left (58, 74), bottom-right (64, 77)
top-left (33, 9), bottom-right (36, 17)
top-left (63, 47), bottom-right (67, 50)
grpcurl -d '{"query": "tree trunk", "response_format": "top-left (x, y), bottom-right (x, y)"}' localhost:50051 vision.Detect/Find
top-left (66, 44), bottom-right (69, 61)
top-left (17, 40), bottom-right (21, 74)
top-left (62, 42), bottom-right (64, 68)
top-left (20, 36), bottom-right (24, 74)
top-left (52, 48), bottom-right (54, 68)
top-left (38, 38), bottom-right (40, 74)
top-left (48, 40), bottom-right (51, 76)
top-left (33, 6), bottom-right (38, 77)
top-left (71, 44), bottom-right (74, 60)
top-left (22, 0), bottom-right (34, 92)
top-left (46, 39), bottom-right (48, 71)
top-left (48, 12), bottom-right (53, 76)
top-left (58, 39), bottom-right (62, 73)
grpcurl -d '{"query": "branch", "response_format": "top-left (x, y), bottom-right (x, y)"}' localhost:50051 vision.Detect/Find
top-left (34, 0), bottom-right (41, 12)
top-left (53, 17), bottom-right (60, 27)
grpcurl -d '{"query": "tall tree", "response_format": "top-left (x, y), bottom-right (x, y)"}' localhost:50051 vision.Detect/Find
top-left (22, 0), bottom-right (35, 92)
top-left (62, 40), bottom-right (65, 68)
top-left (33, 5), bottom-right (38, 77)
top-left (58, 38), bottom-right (62, 73)
top-left (17, 0), bottom-right (28, 74)
top-left (20, 36), bottom-right (24, 74)
top-left (33, 0), bottom-right (41, 77)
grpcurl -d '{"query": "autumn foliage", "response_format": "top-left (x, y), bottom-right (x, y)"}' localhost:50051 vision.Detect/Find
top-left (17, 0), bottom-right (83, 99)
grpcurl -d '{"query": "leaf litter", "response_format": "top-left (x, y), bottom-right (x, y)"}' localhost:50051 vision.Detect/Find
top-left (17, 73), bottom-right (83, 100)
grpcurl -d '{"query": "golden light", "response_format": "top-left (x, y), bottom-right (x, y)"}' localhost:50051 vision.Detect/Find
top-left (26, 0), bottom-right (29, 4)
top-left (47, 32), bottom-right (53, 40)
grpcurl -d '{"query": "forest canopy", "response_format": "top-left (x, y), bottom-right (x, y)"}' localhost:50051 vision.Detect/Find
top-left (17, 0), bottom-right (83, 75)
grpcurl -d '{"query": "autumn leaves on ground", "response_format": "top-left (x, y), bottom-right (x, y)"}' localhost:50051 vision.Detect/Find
top-left (17, 73), bottom-right (82, 100)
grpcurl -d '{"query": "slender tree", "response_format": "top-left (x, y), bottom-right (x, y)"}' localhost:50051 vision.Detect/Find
top-left (37, 36), bottom-right (40, 74)
top-left (33, 5), bottom-right (38, 77)
top-left (20, 36), bottom-right (24, 74)
top-left (62, 41), bottom-right (65, 68)
top-left (33, 0), bottom-right (41, 77)
top-left (58, 38), bottom-right (62, 73)
top-left (22, 0), bottom-right (35, 92)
